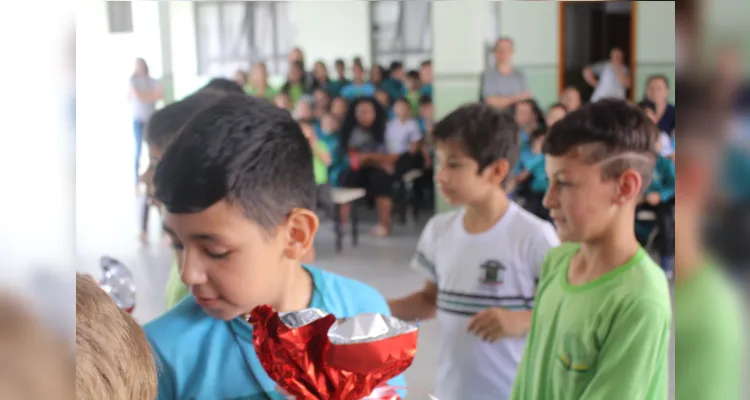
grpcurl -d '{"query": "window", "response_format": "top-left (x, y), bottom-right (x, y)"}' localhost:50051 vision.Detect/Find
top-left (107, 1), bottom-right (133, 34)
top-left (194, 1), bottom-right (294, 77)
top-left (370, 0), bottom-right (432, 70)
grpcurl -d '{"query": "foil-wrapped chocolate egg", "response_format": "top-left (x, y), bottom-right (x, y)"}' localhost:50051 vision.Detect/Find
top-left (99, 256), bottom-right (136, 313)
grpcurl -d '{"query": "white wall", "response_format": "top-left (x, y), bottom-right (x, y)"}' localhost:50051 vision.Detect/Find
top-left (289, 1), bottom-right (371, 69)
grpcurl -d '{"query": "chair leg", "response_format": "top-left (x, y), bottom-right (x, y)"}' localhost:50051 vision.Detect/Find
top-left (333, 203), bottom-right (342, 252)
top-left (351, 200), bottom-right (359, 247)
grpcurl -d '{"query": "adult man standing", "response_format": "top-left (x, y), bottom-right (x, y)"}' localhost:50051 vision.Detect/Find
top-left (583, 48), bottom-right (631, 102)
top-left (480, 37), bottom-right (533, 109)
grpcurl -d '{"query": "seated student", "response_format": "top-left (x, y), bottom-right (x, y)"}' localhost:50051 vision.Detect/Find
top-left (545, 102), bottom-right (568, 128)
top-left (382, 61), bottom-right (407, 101)
top-left (386, 97), bottom-right (424, 175)
top-left (375, 88), bottom-right (393, 119)
top-left (327, 58), bottom-right (350, 97)
top-left (273, 92), bottom-right (292, 112)
top-left (312, 88), bottom-right (331, 120)
top-left (246, 62), bottom-right (278, 100)
top-left (0, 293), bottom-right (75, 400)
top-left (330, 95), bottom-right (349, 122)
top-left (200, 77), bottom-right (245, 95)
top-left (417, 95), bottom-right (434, 137)
top-left (340, 62), bottom-right (376, 100)
top-left (645, 74), bottom-right (676, 134)
top-left (300, 121), bottom-right (333, 219)
top-left (282, 60), bottom-right (307, 108)
top-left (511, 99), bottom-right (671, 399)
top-left (388, 103), bottom-right (559, 400)
top-left (144, 94), bottom-right (406, 399)
top-left (292, 96), bottom-right (315, 122)
top-left (511, 99), bottom-right (545, 187)
top-left (319, 112), bottom-right (348, 188)
top-left (337, 97), bottom-right (395, 237)
top-left (419, 60), bottom-right (433, 99)
top-left (405, 70), bottom-right (423, 116)
top-left (76, 274), bottom-right (157, 400)
top-left (310, 60), bottom-right (331, 94)
top-left (559, 85), bottom-right (582, 113)
top-left (639, 99), bottom-right (675, 159)
top-left (636, 126), bottom-right (676, 269)
top-left (144, 91), bottom-right (227, 309)
top-left (516, 128), bottom-right (551, 221)
top-left (370, 64), bottom-right (386, 90)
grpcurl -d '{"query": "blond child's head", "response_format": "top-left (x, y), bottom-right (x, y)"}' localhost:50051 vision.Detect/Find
top-left (76, 274), bottom-right (157, 400)
top-left (0, 293), bottom-right (74, 400)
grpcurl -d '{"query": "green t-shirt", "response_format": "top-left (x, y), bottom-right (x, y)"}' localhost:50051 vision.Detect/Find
top-left (511, 243), bottom-right (672, 400)
top-left (313, 141), bottom-right (330, 185)
top-left (165, 261), bottom-right (189, 310)
top-left (674, 262), bottom-right (743, 400)
top-left (245, 85), bottom-right (278, 101)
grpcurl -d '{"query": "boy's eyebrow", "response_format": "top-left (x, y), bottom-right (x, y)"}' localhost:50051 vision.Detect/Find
top-left (162, 224), bottom-right (226, 242)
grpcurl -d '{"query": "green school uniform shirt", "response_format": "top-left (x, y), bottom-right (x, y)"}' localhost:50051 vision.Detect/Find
top-left (674, 262), bottom-right (743, 400)
top-left (313, 140), bottom-right (330, 185)
top-left (511, 243), bottom-right (671, 400)
top-left (286, 83), bottom-right (304, 108)
top-left (165, 261), bottom-right (189, 310)
top-left (245, 85), bottom-right (278, 101)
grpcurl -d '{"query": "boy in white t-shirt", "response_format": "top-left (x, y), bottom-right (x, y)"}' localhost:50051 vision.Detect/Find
top-left (388, 103), bottom-right (559, 400)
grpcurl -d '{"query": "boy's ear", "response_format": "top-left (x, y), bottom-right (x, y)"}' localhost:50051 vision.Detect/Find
top-left (484, 158), bottom-right (511, 186)
top-left (615, 169), bottom-right (643, 204)
top-left (283, 208), bottom-right (320, 261)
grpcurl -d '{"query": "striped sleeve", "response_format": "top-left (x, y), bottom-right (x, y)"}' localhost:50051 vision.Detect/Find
top-left (410, 216), bottom-right (439, 282)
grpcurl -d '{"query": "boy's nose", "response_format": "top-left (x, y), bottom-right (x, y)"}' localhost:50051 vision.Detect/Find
top-left (180, 252), bottom-right (208, 286)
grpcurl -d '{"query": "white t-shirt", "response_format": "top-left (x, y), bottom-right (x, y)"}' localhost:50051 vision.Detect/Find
top-left (590, 61), bottom-right (629, 102)
top-left (385, 118), bottom-right (422, 154)
top-left (412, 202), bottom-right (560, 400)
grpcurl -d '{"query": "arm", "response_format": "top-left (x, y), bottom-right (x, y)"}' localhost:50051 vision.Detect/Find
top-left (578, 301), bottom-right (671, 400)
top-left (486, 91), bottom-right (532, 109)
top-left (583, 66), bottom-right (598, 87)
top-left (614, 64), bottom-right (631, 88)
top-left (312, 142), bottom-right (332, 166)
top-left (388, 281), bottom-right (438, 322)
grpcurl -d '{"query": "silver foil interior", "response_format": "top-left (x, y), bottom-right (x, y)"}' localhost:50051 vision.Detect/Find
top-left (277, 308), bottom-right (418, 345)
top-left (328, 313), bottom-right (417, 345)
top-left (279, 307), bottom-right (330, 328)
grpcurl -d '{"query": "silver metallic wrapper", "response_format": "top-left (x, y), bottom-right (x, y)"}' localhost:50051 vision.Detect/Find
top-left (99, 256), bottom-right (136, 311)
top-left (278, 308), bottom-right (418, 345)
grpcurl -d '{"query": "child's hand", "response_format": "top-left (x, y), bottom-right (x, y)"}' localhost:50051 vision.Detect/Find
top-left (467, 307), bottom-right (527, 342)
top-left (517, 171), bottom-right (530, 182)
top-left (646, 192), bottom-right (661, 206)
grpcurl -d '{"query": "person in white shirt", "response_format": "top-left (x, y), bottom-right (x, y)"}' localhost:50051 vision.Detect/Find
top-left (583, 48), bottom-right (631, 102)
top-left (388, 103), bottom-right (560, 400)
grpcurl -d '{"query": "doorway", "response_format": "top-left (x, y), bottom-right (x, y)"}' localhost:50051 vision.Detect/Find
top-left (558, 1), bottom-right (637, 102)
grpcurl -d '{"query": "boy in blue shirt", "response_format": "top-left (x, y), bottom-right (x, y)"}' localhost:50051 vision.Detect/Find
top-left (340, 62), bottom-right (376, 100)
top-left (517, 128), bottom-right (551, 221)
top-left (144, 95), bottom-right (404, 399)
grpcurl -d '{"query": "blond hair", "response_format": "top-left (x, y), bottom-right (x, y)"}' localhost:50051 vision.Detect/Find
top-left (0, 293), bottom-right (74, 400)
top-left (76, 274), bottom-right (157, 400)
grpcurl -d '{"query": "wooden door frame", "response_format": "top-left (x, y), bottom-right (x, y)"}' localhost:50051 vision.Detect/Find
top-left (558, 1), bottom-right (638, 101)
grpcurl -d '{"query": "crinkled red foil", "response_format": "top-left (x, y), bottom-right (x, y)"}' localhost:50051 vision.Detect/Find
top-left (249, 305), bottom-right (417, 400)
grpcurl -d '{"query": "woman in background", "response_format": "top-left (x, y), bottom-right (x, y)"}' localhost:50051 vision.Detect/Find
top-left (311, 61), bottom-right (331, 94)
top-left (282, 60), bottom-right (307, 108)
top-left (128, 58), bottom-right (162, 189)
top-left (246, 62), bottom-right (277, 101)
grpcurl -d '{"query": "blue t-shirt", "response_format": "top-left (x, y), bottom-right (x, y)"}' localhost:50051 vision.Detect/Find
top-left (419, 83), bottom-right (433, 99)
top-left (646, 154), bottom-right (676, 202)
top-left (340, 82), bottom-right (376, 100)
top-left (145, 266), bottom-right (406, 400)
top-left (525, 153), bottom-right (548, 194)
top-left (657, 104), bottom-right (676, 134)
top-left (513, 130), bottom-right (533, 176)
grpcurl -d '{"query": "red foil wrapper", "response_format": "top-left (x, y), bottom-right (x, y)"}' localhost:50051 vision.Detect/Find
top-left (249, 305), bottom-right (418, 400)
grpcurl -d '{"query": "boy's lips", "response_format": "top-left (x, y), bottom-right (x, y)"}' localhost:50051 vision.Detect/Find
top-left (196, 296), bottom-right (220, 307)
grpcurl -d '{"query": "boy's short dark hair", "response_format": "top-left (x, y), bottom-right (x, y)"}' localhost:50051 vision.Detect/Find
top-left (389, 61), bottom-right (403, 72)
top-left (200, 78), bottom-right (245, 95)
top-left (637, 99), bottom-right (657, 114)
top-left (334, 58), bottom-right (345, 67)
top-left (154, 94), bottom-right (316, 230)
top-left (353, 56), bottom-right (363, 68)
top-left (419, 95), bottom-right (432, 106)
top-left (530, 127), bottom-right (547, 142)
top-left (433, 103), bottom-right (519, 182)
top-left (407, 70), bottom-right (420, 80)
top-left (543, 99), bottom-right (658, 190)
top-left (146, 91), bottom-right (225, 149)
top-left (420, 60), bottom-right (432, 68)
top-left (674, 73), bottom-right (727, 149)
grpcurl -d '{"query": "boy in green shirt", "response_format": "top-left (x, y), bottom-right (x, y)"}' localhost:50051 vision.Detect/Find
top-left (671, 76), bottom-right (743, 400)
top-left (144, 91), bottom-right (227, 310)
top-left (511, 100), bottom-right (672, 399)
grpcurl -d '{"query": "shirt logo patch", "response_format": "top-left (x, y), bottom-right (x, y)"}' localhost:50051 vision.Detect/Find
top-left (479, 260), bottom-right (506, 286)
